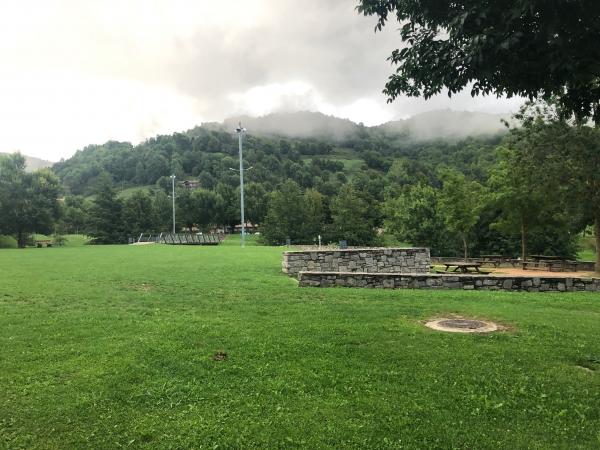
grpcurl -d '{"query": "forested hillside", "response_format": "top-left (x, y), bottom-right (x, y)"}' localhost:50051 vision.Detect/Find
top-left (1, 108), bottom-right (590, 258)
top-left (52, 110), bottom-right (506, 196)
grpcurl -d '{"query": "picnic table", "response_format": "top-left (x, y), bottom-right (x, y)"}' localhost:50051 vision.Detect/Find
top-left (35, 239), bottom-right (53, 248)
top-left (478, 255), bottom-right (518, 267)
top-left (530, 255), bottom-right (564, 261)
top-left (443, 262), bottom-right (484, 273)
top-left (478, 255), bottom-right (503, 267)
top-left (522, 258), bottom-right (578, 272)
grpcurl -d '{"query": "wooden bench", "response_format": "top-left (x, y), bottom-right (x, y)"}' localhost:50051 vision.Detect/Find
top-left (522, 260), bottom-right (579, 272)
top-left (35, 240), bottom-right (53, 248)
top-left (477, 255), bottom-right (519, 267)
top-left (521, 261), bottom-right (546, 271)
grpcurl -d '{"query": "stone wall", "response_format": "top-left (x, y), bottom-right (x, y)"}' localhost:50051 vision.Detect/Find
top-left (282, 248), bottom-right (430, 277)
top-left (298, 271), bottom-right (600, 292)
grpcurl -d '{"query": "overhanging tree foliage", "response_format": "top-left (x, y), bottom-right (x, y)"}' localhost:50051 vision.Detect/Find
top-left (357, 0), bottom-right (600, 122)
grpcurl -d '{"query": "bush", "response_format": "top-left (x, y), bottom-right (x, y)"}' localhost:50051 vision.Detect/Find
top-left (0, 235), bottom-right (17, 248)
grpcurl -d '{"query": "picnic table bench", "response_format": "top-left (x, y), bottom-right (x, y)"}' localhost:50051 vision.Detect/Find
top-left (477, 255), bottom-right (518, 267)
top-left (522, 259), bottom-right (579, 272)
top-left (443, 262), bottom-right (485, 273)
top-left (35, 239), bottom-right (53, 248)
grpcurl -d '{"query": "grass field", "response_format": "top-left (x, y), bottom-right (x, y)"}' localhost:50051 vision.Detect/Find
top-left (1, 241), bottom-right (600, 449)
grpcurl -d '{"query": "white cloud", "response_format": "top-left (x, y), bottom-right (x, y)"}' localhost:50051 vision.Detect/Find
top-left (0, 76), bottom-right (203, 161)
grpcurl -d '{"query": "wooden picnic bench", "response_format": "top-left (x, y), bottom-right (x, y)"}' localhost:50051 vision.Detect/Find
top-left (477, 255), bottom-right (518, 267)
top-left (522, 257), bottom-right (579, 272)
top-left (443, 262), bottom-right (486, 273)
top-left (35, 239), bottom-right (53, 248)
top-left (477, 255), bottom-right (503, 267)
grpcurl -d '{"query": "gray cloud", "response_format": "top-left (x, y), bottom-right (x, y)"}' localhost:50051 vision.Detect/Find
top-left (170, 0), bottom-right (521, 121)
top-left (0, 0), bottom-right (523, 160)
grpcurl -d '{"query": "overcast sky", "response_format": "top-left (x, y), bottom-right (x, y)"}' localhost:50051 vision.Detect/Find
top-left (0, 0), bottom-right (523, 161)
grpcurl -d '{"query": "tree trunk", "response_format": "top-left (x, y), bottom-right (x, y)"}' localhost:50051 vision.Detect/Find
top-left (520, 219), bottom-right (527, 261)
top-left (17, 230), bottom-right (26, 249)
top-left (462, 234), bottom-right (468, 262)
top-left (595, 217), bottom-right (600, 273)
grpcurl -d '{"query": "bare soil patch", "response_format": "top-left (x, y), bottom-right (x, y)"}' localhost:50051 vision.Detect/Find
top-left (488, 267), bottom-right (596, 278)
top-left (213, 352), bottom-right (228, 361)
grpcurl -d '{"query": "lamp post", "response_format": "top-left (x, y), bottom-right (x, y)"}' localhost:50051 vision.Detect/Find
top-left (235, 123), bottom-right (247, 247)
top-left (170, 174), bottom-right (176, 234)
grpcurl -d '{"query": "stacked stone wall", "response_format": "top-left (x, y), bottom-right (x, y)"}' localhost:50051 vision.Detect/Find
top-left (282, 248), bottom-right (430, 277)
top-left (298, 272), bottom-right (600, 292)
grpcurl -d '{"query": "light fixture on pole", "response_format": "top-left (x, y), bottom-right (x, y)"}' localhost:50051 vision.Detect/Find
top-left (170, 174), bottom-right (176, 234)
top-left (235, 122), bottom-right (247, 247)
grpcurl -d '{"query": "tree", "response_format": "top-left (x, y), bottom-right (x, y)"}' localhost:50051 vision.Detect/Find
top-left (329, 184), bottom-right (378, 246)
top-left (191, 188), bottom-right (224, 231)
top-left (87, 181), bottom-right (124, 244)
top-left (175, 189), bottom-right (196, 231)
top-left (260, 181), bottom-right (307, 245)
top-left (302, 188), bottom-right (325, 241)
top-left (62, 195), bottom-right (90, 235)
top-left (438, 169), bottom-right (485, 260)
top-left (502, 103), bottom-right (600, 266)
top-left (384, 183), bottom-right (453, 256)
top-left (561, 126), bottom-right (600, 269)
top-left (152, 190), bottom-right (173, 232)
top-left (122, 190), bottom-right (157, 236)
top-left (357, 1), bottom-right (600, 122)
top-left (244, 183), bottom-right (269, 226)
top-left (490, 143), bottom-right (549, 260)
top-left (0, 154), bottom-right (62, 248)
top-left (215, 182), bottom-right (239, 231)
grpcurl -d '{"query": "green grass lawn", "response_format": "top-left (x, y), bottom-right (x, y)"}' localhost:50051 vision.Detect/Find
top-left (578, 249), bottom-right (596, 262)
top-left (1, 241), bottom-right (600, 449)
top-left (33, 234), bottom-right (91, 247)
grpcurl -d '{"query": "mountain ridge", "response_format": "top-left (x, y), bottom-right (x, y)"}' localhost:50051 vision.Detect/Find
top-left (0, 152), bottom-right (54, 172)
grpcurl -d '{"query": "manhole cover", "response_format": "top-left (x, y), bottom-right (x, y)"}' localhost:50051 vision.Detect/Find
top-left (425, 318), bottom-right (499, 333)
top-left (439, 319), bottom-right (487, 329)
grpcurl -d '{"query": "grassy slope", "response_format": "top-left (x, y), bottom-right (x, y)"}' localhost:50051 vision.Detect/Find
top-left (117, 185), bottom-right (158, 199)
top-left (1, 242), bottom-right (600, 449)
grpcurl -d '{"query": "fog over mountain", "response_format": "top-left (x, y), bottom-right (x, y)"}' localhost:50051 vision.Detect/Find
top-left (214, 110), bottom-right (508, 142)
top-left (377, 110), bottom-right (509, 141)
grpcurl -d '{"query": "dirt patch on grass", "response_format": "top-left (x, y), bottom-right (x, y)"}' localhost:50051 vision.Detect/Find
top-left (212, 352), bottom-right (228, 361)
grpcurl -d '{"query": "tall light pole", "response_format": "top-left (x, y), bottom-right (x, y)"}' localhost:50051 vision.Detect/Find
top-left (170, 174), bottom-right (176, 234)
top-left (235, 122), bottom-right (247, 247)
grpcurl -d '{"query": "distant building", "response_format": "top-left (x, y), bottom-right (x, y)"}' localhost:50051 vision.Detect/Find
top-left (234, 222), bottom-right (258, 233)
